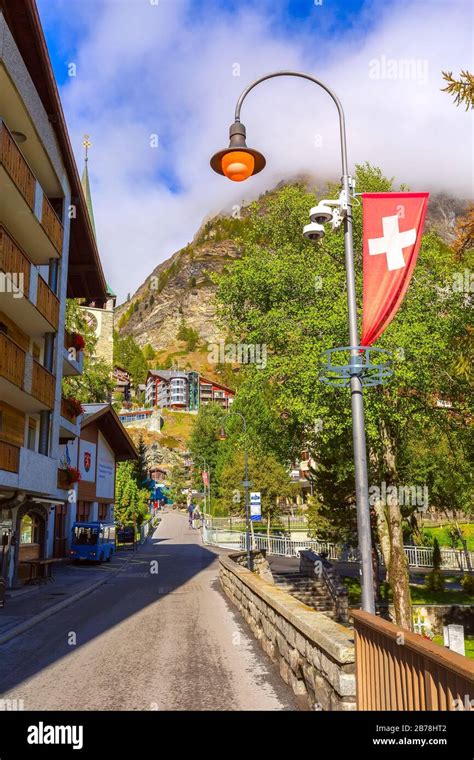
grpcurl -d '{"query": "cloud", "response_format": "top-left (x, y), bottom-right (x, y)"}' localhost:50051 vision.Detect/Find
top-left (39, 0), bottom-right (473, 302)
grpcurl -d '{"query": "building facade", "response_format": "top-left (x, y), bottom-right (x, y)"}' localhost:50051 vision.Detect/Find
top-left (0, 1), bottom-right (107, 586)
top-left (145, 370), bottom-right (235, 412)
top-left (57, 404), bottom-right (137, 557)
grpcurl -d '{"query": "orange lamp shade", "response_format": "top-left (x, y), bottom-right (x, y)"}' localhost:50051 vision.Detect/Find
top-left (221, 151), bottom-right (255, 181)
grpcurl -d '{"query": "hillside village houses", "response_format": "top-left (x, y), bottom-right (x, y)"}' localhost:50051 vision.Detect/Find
top-left (145, 370), bottom-right (235, 412)
top-left (0, 2), bottom-right (133, 587)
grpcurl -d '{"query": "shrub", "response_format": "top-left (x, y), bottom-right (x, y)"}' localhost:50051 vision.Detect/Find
top-left (461, 573), bottom-right (474, 594)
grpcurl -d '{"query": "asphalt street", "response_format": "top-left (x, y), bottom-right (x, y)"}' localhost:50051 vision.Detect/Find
top-left (0, 511), bottom-right (299, 711)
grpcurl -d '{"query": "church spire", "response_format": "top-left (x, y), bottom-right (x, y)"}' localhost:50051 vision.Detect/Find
top-left (81, 134), bottom-right (97, 239)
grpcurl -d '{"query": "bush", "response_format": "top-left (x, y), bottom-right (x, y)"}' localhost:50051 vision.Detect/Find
top-left (425, 569), bottom-right (445, 592)
top-left (461, 573), bottom-right (474, 594)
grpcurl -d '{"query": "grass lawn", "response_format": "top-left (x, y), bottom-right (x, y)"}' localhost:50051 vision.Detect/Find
top-left (342, 576), bottom-right (474, 606)
top-left (422, 523), bottom-right (474, 551)
top-left (432, 635), bottom-right (474, 661)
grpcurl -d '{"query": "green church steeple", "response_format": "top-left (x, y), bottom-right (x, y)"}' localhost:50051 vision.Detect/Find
top-left (81, 134), bottom-right (97, 239)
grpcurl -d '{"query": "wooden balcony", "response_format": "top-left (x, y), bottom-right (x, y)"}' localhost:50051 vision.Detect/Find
top-left (0, 225), bottom-right (30, 296)
top-left (31, 360), bottom-right (55, 409)
top-left (0, 122), bottom-right (35, 210)
top-left (352, 610), bottom-right (474, 710)
top-left (0, 439), bottom-right (20, 473)
top-left (0, 332), bottom-right (25, 389)
top-left (36, 275), bottom-right (59, 329)
top-left (41, 195), bottom-right (63, 254)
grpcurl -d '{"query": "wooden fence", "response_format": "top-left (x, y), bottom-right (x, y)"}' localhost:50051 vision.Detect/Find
top-left (352, 609), bottom-right (474, 711)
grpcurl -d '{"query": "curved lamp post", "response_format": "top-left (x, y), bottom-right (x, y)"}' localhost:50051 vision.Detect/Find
top-left (193, 455), bottom-right (209, 516)
top-left (219, 411), bottom-right (252, 571)
top-left (210, 71), bottom-right (375, 613)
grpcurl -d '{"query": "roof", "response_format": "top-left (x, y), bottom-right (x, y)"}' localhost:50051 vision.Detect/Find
top-left (81, 403), bottom-right (138, 461)
top-left (1, 0), bottom-right (107, 303)
top-left (199, 375), bottom-right (235, 394)
top-left (147, 370), bottom-right (188, 381)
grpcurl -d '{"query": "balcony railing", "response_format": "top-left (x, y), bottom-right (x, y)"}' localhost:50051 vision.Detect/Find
top-left (31, 360), bottom-right (55, 409)
top-left (0, 225), bottom-right (30, 296)
top-left (0, 439), bottom-right (20, 473)
top-left (0, 333), bottom-right (25, 388)
top-left (0, 122), bottom-right (35, 210)
top-left (36, 275), bottom-right (59, 329)
top-left (352, 610), bottom-right (474, 710)
top-left (41, 196), bottom-right (63, 254)
top-left (0, 121), bottom-right (63, 257)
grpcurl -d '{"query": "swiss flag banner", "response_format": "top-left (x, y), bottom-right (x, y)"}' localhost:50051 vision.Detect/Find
top-left (361, 192), bottom-right (429, 346)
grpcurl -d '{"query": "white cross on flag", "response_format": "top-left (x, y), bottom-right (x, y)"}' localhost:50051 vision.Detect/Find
top-left (361, 192), bottom-right (429, 346)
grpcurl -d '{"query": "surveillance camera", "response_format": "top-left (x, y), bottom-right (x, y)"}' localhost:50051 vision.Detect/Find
top-left (303, 221), bottom-right (325, 241)
top-left (309, 204), bottom-right (333, 224)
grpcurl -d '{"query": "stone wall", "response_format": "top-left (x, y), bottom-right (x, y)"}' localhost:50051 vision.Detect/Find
top-left (219, 552), bottom-right (356, 710)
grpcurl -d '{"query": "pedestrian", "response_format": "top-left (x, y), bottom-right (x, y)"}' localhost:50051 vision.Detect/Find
top-left (193, 505), bottom-right (202, 529)
top-left (187, 501), bottom-right (195, 528)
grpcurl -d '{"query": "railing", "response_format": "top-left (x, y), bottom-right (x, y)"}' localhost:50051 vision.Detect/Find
top-left (139, 512), bottom-right (161, 544)
top-left (0, 122), bottom-right (35, 209)
top-left (352, 609), bottom-right (474, 710)
top-left (36, 275), bottom-right (59, 329)
top-left (41, 196), bottom-right (63, 254)
top-left (0, 333), bottom-right (25, 388)
top-left (0, 225), bottom-right (30, 296)
top-left (202, 524), bottom-right (474, 569)
top-left (0, 440), bottom-right (20, 473)
top-left (31, 361), bottom-right (55, 409)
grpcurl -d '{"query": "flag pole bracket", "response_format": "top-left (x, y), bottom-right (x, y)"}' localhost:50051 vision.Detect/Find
top-left (319, 346), bottom-right (394, 387)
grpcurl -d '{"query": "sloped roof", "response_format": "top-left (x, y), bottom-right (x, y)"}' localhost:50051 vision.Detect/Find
top-left (81, 403), bottom-right (138, 461)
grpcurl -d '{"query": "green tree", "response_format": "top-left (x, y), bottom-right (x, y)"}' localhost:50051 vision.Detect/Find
top-left (113, 333), bottom-right (148, 386)
top-left (63, 300), bottom-right (114, 403)
top-left (115, 461), bottom-right (149, 527)
top-left (142, 343), bottom-right (156, 361)
top-left (134, 434), bottom-right (148, 486)
top-left (189, 403), bottom-right (226, 491)
top-left (168, 460), bottom-right (189, 507)
top-left (215, 169), bottom-right (471, 629)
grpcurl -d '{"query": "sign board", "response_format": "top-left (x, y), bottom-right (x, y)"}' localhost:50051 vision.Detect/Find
top-left (96, 432), bottom-right (115, 499)
top-left (447, 624), bottom-right (465, 656)
top-left (250, 492), bottom-right (261, 522)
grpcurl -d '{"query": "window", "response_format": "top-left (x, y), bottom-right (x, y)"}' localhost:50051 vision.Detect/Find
top-left (76, 501), bottom-right (91, 522)
top-left (27, 419), bottom-right (37, 451)
top-left (73, 526), bottom-right (98, 546)
top-left (20, 514), bottom-right (40, 544)
top-left (32, 343), bottom-right (40, 362)
top-left (98, 504), bottom-right (108, 520)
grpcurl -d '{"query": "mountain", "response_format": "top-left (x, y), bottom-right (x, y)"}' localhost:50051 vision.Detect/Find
top-left (115, 182), bottom-right (468, 366)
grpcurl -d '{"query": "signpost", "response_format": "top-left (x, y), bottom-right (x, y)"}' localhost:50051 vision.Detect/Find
top-left (250, 492), bottom-right (261, 522)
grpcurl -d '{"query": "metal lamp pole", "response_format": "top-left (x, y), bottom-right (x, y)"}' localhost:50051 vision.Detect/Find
top-left (193, 455), bottom-right (209, 516)
top-left (212, 71), bottom-right (374, 611)
top-left (222, 411), bottom-right (252, 571)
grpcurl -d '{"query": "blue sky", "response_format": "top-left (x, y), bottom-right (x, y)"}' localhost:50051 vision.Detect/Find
top-left (36, 0), bottom-right (473, 302)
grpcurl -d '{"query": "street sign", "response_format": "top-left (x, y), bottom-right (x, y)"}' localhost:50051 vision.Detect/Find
top-left (250, 492), bottom-right (261, 521)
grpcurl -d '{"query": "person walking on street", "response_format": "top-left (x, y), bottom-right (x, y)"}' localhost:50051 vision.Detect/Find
top-left (187, 501), bottom-right (195, 528)
top-left (193, 505), bottom-right (202, 530)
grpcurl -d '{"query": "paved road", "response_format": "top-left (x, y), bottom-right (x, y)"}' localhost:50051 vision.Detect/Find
top-left (0, 512), bottom-right (299, 711)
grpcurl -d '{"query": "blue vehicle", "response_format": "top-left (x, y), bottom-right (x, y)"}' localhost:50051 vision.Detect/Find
top-left (69, 521), bottom-right (116, 563)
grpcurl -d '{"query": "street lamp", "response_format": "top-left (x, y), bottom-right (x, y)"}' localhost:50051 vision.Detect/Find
top-left (210, 71), bottom-right (375, 613)
top-left (219, 412), bottom-right (252, 571)
top-left (193, 455), bottom-right (209, 517)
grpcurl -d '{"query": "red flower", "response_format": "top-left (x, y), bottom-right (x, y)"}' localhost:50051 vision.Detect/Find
top-left (65, 466), bottom-right (81, 485)
top-left (71, 333), bottom-right (85, 351)
top-left (64, 397), bottom-right (84, 417)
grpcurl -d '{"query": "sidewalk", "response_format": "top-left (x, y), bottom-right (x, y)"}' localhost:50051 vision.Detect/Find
top-left (0, 548), bottom-right (137, 644)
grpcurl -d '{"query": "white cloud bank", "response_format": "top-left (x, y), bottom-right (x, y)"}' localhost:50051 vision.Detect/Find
top-left (40, 0), bottom-right (473, 301)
